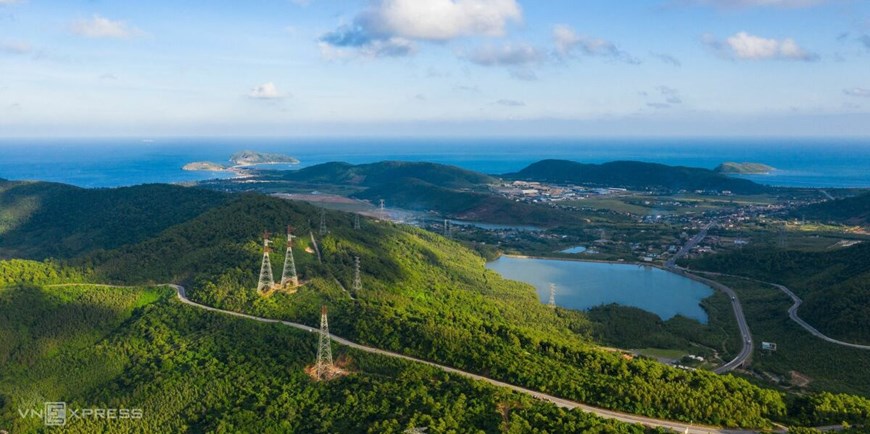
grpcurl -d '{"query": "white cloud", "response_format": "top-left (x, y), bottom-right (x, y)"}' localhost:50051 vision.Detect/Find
top-left (70, 15), bottom-right (141, 39)
top-left (0, 0), bottom-right (23, 4)
top-left (679, 0), bottom-right (829, 8)
top-left (248, 82), bottom-right (283, 99)
top-left (843, 88), bottom-right (870, 98)
top-left (319, 0), bottom-right (522, 58)
top-left (553, 25), bottom-right (639, 64)
top-left (318, 35), bottom-right (416, 59)
top-left (0, 40), bottom-right (31, 54)
top-left (464, 43), bottom-right (545, 66)
top-left (495, 99), bottom-right (525, 107)
top-left (704, 32), bottom-right (818, 61)
top-left (364, 0), bottom-right (522, 41)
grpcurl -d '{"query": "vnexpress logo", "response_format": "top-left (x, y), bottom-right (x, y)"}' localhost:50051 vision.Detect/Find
top-left (44, 402), bottom-right (67, 426)
top-left (18, 402), bottom-right (143, 426)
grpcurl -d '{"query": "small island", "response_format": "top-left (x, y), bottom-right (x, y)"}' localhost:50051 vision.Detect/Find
top-left (183, 150), bottom-right (300, 172)
top-left (230, 150), bottom-right (299, 166)
top-left (714, 162), bottom-right (775, 175)
top-left (182, 162), bottom-right (230, 172)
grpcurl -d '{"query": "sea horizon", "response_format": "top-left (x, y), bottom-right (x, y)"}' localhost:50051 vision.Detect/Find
top-left (1, 136), bottom-right (869, 189)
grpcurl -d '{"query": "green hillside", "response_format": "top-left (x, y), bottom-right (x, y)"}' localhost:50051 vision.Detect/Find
top-left (0, 180), bottom-right (229, 259)
top-left (82, 192), bottom-right (851, 429)
top-left (2, 184), bottom-right (870, 429)
top-left (795, 192), bottom-right (870, 226)
top-left (272, 161), bottom-right (495, 189)
top-left (684, 243), bottom-right (870, 345)
top-left (1, 282), bottom-right (657, 433)
top-left (506, 160), bottom-right (769, 194)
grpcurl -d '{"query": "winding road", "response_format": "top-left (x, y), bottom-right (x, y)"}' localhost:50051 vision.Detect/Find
top-left (170, 284), bottom-right (754, 434)
top-left (664, 220), bottom-right (754, 373)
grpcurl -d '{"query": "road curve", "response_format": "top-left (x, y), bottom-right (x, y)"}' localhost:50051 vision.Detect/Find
top-left (664, 219), bottom-right (753, 374)
top-left (673, 271), bottom-right (754, 374)
top-left (170, 284), bottom-right (757, 434)
top-left (769, 284), bottom-right (870, 350)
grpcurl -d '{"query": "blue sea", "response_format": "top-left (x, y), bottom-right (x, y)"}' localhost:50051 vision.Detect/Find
top-left (0, 137), bottom-right (868, 189)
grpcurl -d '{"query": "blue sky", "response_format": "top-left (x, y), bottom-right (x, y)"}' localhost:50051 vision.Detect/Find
top-left (1, 0), bottom-right (869, 137)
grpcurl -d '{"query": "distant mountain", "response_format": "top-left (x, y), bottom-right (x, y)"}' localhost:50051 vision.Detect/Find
top-left (0, 180), bottom-right (229, 259)
top-left (266, 161), bottom-right (581, 226)
top-left (275, 161), bottom-right (495, 189)
top-left (230, 150), bottom-right (299, 166)
top-left (506, 160), bottom-right (769, 194)
top-left (796, 192), bottom-right (870, 226)
top-left (714, 162), bottom-right (774, 175)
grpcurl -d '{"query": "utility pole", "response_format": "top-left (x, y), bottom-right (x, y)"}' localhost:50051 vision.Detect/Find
top-left (281, 225), bottom-right (299, 288)
top-left (315, 305), bottom-right (334, 380)
top-left (548, 283), bottom-right (556, 308)
top-left (257, 231), bottom-right (274, 293)
top-left (352, 256), bottom-right (362, 293)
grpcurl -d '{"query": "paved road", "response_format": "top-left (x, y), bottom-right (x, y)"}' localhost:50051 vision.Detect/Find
top-left (663, 220), bottom-right (753, 373)
top-left (170, 284), bottom-right (755, 434)
top-left (677, 273), bottom-right (754, 373)
top-left (768, 283), bottom-right (870, 350)
top-left (667, 221), bottom-right (715, 268)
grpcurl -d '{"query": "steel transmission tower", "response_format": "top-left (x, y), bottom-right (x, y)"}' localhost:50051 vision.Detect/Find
top-left (548, 283), bottom-right (556, 308)
top-left (257, 231), bottom-right (275, 293)
top-left (352, 256), bottom-right (362, 293)
top-left (315, 305), bottom-right (334, 380)
top-left (444, 219), bottom-right (450, 237)
top-left (319, 209), bottom-right (327, 236)
top-left (354, 214), bottom-right (361, 230)
top-left (281, 225), bottom-right (299, 288)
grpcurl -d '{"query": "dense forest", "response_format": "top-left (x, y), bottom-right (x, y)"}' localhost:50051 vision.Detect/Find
top-left (1, 282), bottom-right (664, 433)
top-left (66, 192), bottom-right (865, 428)
top-left (0, 180), bottom-right (229, 259)
top-left (795, 192), bottom-right (870, 226)
top-left (685, 243), bottom-right (870, 345)
top-left (2, 183), bottom-right (870, 431)
top-left (505, 160), bottom-right (769, 194)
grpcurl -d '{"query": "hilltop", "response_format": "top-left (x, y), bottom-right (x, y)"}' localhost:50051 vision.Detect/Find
top-left (230, 150), bottom-right (299, 166)
top-left (0, 180), bottom-right (229, 259)
top-left (714, 162), bottom-right (775, 175)
top-left (506, 160), bottom-right (769, 194)
top-left (273, 160), bottom-right (494, 189)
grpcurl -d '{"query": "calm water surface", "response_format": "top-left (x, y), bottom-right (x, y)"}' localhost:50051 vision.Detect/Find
top-left (486, 256), bottom-right (714, 323)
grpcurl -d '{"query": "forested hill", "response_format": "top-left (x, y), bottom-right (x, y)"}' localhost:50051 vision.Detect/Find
top-left (256, 161), bottom-right (586, 226)
top-left (0, 180), bottom-right (229, 259)
top-left (272, 161), bottom-right (495, 189)
top-left (685, 243), bottom-right (870, 345)
top-left (505, 160), bottom-right (769, 194)
top-left (795, 192), bottom-right (870, 226)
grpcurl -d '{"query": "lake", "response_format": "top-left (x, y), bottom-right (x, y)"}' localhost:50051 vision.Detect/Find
top-left (486, 256), bottom-right (714, 323)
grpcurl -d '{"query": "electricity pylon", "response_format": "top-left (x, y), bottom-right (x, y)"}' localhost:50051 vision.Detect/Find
top-left (257, 231), bottom-right (274, 293)
top-left (354, 214), bottom-right (361, 230)
top-left (319, 209), bottom-right (327, 236)
top-left (444, 219), bottom-right (450, 238)
top-left (281, 225), bottom-right (299, 288)
top-left (315, 305), bottom-right (334, 380)
top-left (352, 256), bottom-right (362, 293)
top-left (548, 283), bottom-right (556, 308)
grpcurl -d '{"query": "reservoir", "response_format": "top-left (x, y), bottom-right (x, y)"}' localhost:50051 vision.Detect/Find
top-left (486, 256), bottom-right (714, 323)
